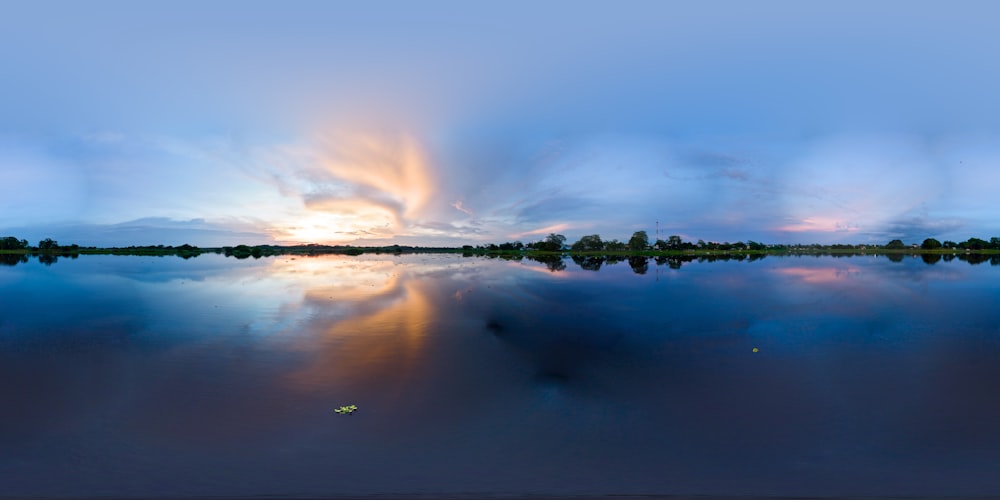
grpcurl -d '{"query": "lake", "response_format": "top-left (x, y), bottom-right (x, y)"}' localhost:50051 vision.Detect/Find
top-left (2, 253), bottom-right (1000, 498)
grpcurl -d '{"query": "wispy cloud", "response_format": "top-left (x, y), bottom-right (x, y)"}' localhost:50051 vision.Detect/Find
top-left (511, 223), bottom-right (571, 240)
top-left (451, 200), bottom-right (474, 216)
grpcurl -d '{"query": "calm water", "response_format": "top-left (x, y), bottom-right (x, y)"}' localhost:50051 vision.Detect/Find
top-left (2, 253), bottom-right (1000, 498)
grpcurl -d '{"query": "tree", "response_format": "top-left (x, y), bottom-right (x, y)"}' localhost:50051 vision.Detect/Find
top-left (885, 239), bottom-right (906, 249)
top-left (537, 233), bottom-right (566, 252)
top-left (604, 239), bottom-right (626, 251)
top-left (0, 236), bottom-right (29, 250)
top-left (628, 231), bottom-right (649, 251)
top-left (921, 238), bottom-right (942, 250)
top-left (571, 234), bottom-right (603, 252)
top-left (38, 238), bottom-right (59, 250)
top-left (666, 235), bottom-right (683, 250)
top-left (962, 237), bottom-right (989, 250)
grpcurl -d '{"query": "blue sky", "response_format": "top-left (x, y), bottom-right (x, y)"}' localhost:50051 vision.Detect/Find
top-left (2, 1), bottom-right (1000, 247)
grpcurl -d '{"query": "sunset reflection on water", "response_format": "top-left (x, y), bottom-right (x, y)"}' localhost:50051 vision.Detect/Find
top-left (4, 254), bottom-right (1000, 498)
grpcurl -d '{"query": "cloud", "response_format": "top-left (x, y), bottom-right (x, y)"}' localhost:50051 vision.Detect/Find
top-left (874, 213), bottom-right (968, 244)
top-left (451, 200), bottom-right (473, 216)
top-left (2, 218), bottom-right (274, 247)
top-left (249, 130), bottom-right (437, 244)
top-left (774, 217), bottom-right (861, 234)
top-left (511, 223), bottom-right (571, 240)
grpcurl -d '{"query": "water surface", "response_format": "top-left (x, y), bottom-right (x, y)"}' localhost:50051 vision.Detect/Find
top-left (2, 253), bottom-right (1000, 498)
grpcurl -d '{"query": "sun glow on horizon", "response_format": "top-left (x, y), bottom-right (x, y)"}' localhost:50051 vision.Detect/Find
top-left (263, 130), bottom-right (437, 244)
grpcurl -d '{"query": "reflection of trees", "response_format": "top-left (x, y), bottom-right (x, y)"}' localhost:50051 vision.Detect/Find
top-left (921, 254), bottom-right (942, 265)
top-left (0, 254), bottom-right (28, 266)
top-left (886, 253), bottom-right (905, 263)
top-left (33, 251), bottom-right (80, 265)
top-left (960, 253), bottom-right (990, 265)
top-left (655, 255), bottom-right (694, 269)
top-left (571, 255), bottom-right (604, 271)
top-left (628, 256), bottom-right (648, 274)
top-left (526, 254), bottom-right (566, 272)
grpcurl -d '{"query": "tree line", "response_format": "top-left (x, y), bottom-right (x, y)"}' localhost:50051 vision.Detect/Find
top-left (472, 231), bottom-right (772, 253)
top-left (480, 232), bottom-right (1000, 254)
top-left (6, 230), bottom-right (1000, 263)
top-left (894, 237), bottom-right (1000, 251)
top-left (0, 237), bottom-right (81, 251)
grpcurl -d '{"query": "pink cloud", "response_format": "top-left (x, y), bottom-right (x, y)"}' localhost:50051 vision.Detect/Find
top-left (774, 217), bottom-right (860, 233)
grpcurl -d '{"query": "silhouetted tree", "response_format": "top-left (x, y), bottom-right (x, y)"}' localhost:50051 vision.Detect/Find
top-left (571, 234), bottom-right (604, 252)
top-left (885, 239), bottom-right (906, 249)
top-left (1, 236), bottom-right (29, 250)
top-left (921, 238), bottom-right (942, 250)
top-left (38, 238), bottom-right (59, 250)
top-left (536, 233), bottom-right (566, 252)
top-left (604, 239), bottom-right (626, 251)
top-left (961, 237), bottom-right (989, 250)
top-left (628, 231), bottom-right (649, 251)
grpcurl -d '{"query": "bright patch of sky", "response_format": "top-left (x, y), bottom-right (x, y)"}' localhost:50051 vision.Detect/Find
top-left (2, 1), bottom-right (999, 246)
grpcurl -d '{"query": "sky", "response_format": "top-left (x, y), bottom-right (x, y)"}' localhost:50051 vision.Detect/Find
top-left (2, 1), bottom-right (1000, 247)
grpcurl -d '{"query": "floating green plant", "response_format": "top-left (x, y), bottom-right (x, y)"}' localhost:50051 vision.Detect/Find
top-left (335, 404), bottom-right (358, 415)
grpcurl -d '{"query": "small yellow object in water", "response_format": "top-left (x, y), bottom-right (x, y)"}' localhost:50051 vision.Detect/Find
top-left (334, 404), bottom-right (359, 415)
top-left (752, 347), bottom-right (759, 353)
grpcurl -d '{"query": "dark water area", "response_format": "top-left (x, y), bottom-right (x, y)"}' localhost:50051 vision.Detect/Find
top-left (2, 253), bottom-right (1000, 498)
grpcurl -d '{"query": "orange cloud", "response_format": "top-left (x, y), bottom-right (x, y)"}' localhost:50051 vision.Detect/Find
top-left (315, 131), bottom-right (432, 221)
top-left (267, 130), bottom-right (437, 244)
top-left (510, 223), bottom-right (570, 239)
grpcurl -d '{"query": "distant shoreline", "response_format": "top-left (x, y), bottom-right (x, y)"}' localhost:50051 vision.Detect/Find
top-left (3, 245), bottom-right (1000, 259)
